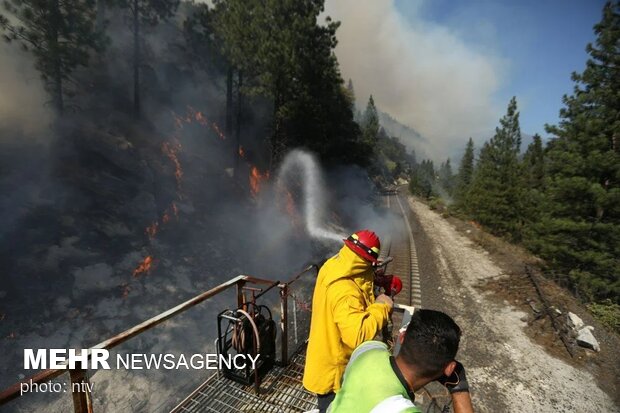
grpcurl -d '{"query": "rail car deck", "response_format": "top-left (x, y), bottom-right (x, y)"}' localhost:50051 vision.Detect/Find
top-left (171, 347), bottom-right (314, 413)
top-left (171, 301), bottom-right (415, 413)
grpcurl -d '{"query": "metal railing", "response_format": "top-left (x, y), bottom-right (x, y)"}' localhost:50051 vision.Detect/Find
top-left (0, 265), bottom-right (319, 413)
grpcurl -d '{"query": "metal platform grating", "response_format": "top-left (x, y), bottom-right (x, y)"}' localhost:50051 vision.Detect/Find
top-left (171, 348), bottom-right (316, 413)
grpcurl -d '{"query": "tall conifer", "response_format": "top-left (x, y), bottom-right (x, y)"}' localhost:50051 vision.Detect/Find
top-left (468, 97), bottom-right (524, 239)
top-left (455, 137), bottom-right (475, 209)
top-left (528, 2), bottom-right (620, 301)
top-left (1, 0), bottom-right (106, 113)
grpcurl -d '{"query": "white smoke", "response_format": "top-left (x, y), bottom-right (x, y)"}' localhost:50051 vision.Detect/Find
top-left (276, 149), bottom-right (345, 243)
top-left (0, 42), bottom-right (53, 136)
top-left (325, 0), bottom-right (505, 159)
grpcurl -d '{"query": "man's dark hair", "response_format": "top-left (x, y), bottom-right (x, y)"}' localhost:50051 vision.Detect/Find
top-left (398, 309), bottom-right (461, 378)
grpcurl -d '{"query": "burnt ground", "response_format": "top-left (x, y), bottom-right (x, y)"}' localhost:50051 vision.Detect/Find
top-left (404, 195), bottom-right (619, 413)
top-left (0, 117), bottom-right (330, 412)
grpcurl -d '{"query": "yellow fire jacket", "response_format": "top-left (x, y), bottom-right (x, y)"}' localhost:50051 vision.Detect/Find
top-left (303, 245), bottom-right (391, 395)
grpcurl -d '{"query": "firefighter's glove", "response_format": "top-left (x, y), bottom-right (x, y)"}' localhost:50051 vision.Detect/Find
top-left (375, 293), bottom-right (394, 311)
top-left (437, 361), bottom-right (469, 393)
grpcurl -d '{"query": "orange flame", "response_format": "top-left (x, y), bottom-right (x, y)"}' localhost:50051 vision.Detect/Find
top-left (212, 122), bottom-right (226, 140)
top-left (238, 146), bottom-right (245, 158)
top-left (281, 189), bottom-right (303, 229)
top-left (121, 283), bottom-right (131, 299)
top-left (162, 141), bottom-right (183, 189)
top-left (163, 202), bottom-right (179, 223)
top-left (144, 202), bottom-right (179, 241)
top-left (133, 256), bottom-right (154, 277)
top-left (146, 221), bottom-right (159, 239)
top-left (188, 106), bottom-right (224, 138)
top-left (194, 110), bottom-right (208, 126)
top-left (173, 106), bottom-right (227, 140)
top-left (162, 211), bottom-right (171, 224)
top-left (173, 114), bottom-right (185, 129)
top-left (250, 167), bottom-right (269, 198)
top-left (285, 191), bottom-right (296, 216)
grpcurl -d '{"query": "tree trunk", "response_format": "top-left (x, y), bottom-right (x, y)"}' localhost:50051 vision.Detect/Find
top-left (234, 70), bottom-right (243, 177)
top-left (96, 0), bottom-right (106, 32)
top-left (270, 95), bottom-right (279, 171)
top-left (270, 86), bottom-right (286, 171)
top-left (225, 66), bottom-right (234, 174)
top-left (133, 0), bottom-right (141, 118)
top-left (225, 66), bottom-right (233, 138)
top-left (50, 0), bottom-right (64, 114)
top-left (54, 61), bottom-right (64, 115)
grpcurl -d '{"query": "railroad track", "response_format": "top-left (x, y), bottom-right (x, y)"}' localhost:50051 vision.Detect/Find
top-left (383, 191), bottom-right (454, 413)
top-left (384, 191), bottom-right (422, 308)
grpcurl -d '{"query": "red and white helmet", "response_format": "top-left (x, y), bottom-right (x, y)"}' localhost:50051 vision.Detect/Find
top-left (344, 230), bottom-right (381, 264)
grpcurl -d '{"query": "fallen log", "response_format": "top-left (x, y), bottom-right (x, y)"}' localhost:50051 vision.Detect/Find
top-left (525, 265), bottom-right (574, 358)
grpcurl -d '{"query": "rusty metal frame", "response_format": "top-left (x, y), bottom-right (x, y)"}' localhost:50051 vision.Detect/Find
top-left (0, 265), bottom-right (318, 413)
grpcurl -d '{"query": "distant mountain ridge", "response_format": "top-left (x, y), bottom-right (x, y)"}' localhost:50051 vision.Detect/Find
top-left (376, 111), bottom-right (538, 162)
top-left (378, 111), bottom-right (429, 159)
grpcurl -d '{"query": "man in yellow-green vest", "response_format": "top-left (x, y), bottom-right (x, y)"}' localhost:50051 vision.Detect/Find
top-left (303, 230), bottom-right (394, 413)
top-left (328, 309), bottom-right (474, 413)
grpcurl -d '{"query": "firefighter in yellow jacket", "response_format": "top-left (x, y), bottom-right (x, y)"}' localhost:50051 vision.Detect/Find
top-left (303, 230), bottom-right (394, 413)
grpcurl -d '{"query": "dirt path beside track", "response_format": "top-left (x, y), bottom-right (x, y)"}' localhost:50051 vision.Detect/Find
top-left (407, 197), bottom-right (618, 413)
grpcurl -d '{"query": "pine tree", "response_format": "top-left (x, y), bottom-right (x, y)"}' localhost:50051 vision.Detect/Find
top-left (521, 134), bottom-right (546, 235)
top-left (346, 78), bottom-right (363, 123)
top-left (184, 4), bottom-right (242, 172)
top-left (523, 134), bottom-right (545, 190)
top-left (527, 2), bottom-right (620, 301)
top-left (468, 97), bottom-right (524, 239)
top-left (409, 159), bottom-right (436, 199)
top-left (119, 0), bottom-right (179, 117)
top-left (362, 95), bottom-right (379, 149)
top-left (346, 78), bottom-right (356, 114)
top-left (438, 158), bottom-right (454, 197)
top-left (455, 137), bottom-right (475, 209)
top-left (183, 4), bottom-right (228, 78)
top-left (0, 0), bottom-right (106, 113)
top-left (212, 0), bottom-right (356, 167)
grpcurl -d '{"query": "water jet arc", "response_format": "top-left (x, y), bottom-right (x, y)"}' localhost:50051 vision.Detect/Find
top-left (276, 150), bottom-right (344, 243)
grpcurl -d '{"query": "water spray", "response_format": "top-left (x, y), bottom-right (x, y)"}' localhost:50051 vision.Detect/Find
top-left (276, 149), bottom-right (345, 243)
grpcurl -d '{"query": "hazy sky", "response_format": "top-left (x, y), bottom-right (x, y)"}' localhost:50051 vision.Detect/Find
top-left (325, 0), bottom-right (606, 155)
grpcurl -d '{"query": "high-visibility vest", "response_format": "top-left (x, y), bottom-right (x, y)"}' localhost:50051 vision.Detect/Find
top-left (328, 341), bottom-right (422, 413)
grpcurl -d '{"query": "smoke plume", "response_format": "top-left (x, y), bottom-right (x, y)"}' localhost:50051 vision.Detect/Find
top-left (0, 43), bottom-right (53, 136)
top-left (325, 0), bottom-right (505, 159)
